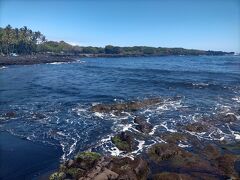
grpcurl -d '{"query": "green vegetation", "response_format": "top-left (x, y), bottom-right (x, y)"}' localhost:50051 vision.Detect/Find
top-left (0, 25), bottom-right (45, 55)
top-left (0, 25), bottom-right (234, 56)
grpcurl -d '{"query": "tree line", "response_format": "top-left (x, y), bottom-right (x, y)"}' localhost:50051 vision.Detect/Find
top-left (0, 25), bottom-right (234, 56)
top-left (0, 25), bottom-right (46, 55)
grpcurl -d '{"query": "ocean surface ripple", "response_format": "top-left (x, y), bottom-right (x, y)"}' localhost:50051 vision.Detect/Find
top-left (0, 56), bottom-right (239, 160)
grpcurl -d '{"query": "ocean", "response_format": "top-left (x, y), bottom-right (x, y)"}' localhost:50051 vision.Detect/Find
top-left (0, 55), bottom-right (239, 178)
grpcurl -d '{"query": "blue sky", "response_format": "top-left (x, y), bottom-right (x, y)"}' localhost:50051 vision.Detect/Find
top-left (0, 0), bottom-right (239, 52)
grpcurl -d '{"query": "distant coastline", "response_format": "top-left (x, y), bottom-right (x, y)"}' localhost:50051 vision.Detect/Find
top-left (0, 25), bottom-right (235, 66)
top-left (0, 53), bottom-right (236, 66)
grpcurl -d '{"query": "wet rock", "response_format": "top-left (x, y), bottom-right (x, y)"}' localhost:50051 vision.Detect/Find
top-left (220, 141), bottom-right (240, 152)
top-left (148, 143), bottom-right (184, 162)
top-left (153, 172), bottom-right (192, 180)
top-left (111, 132), bottom-right (134, 152)
top-left (66, 167), bottom-right (84, 179)
top-left (5, 111), bottom-right (16, 118)
top-left (134, 158), bottom-right (149, 176)
top-left (108, 157), bottom-right (149, 180)
top-left (148, 143), bottom-right (219, 175)
top-left (222, 113), bottom-right (237, 123)
top-left (49, 172), bottom-right (66, 180)
top-left (33, 112), bottom-right (47, 119)
top-left (161, 132), bottom-right (188, 144)
top-left (91, 98), bottom-right (161, 114)
top-left (189, 172), bottom-right (219, 180)
top-left (160, 132), bottom-right (202, 149)
top-left (237, 109), bottom-right (240, 115)
top-left (185, 122), bottom-right (207, 133)
top-left (67, 159), bottom-right (74, 168)
top-left (51, 152), bottom-right (148, 180)
top-left (75, 152), bottom-right (101, 170)
top-left (92, 168), bottom-right (118, 180)
top-left (201, 144), bottom-right (220, 160)
top-left (214, 154), bottom-right (238, 178)
top-left (134, 116), bottom-right (153, 134)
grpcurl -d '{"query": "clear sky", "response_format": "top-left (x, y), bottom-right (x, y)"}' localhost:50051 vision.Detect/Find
top-left (0, 0), bottom-right (239, 52)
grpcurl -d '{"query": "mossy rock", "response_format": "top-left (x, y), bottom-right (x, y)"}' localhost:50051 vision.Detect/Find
top-left (148, 143), bottom-right (216, 174)
top-left (148, 143), bottom-right (183, 162)
top-left (111, 132), bottom-right (134, 152)
top-left (161, 132), bottom-right (188, 144)
top-left (66, 167), bottom-right (83, 179)
top-left (185, 122), bottom-right (207, 133)
top-left (111, 136), bottom-right (131, 151)
top-left (49, 172), bottom-right (66, 180)
top-left (75, 151), bottom-right (101, 170)
top-left (76, 151), bottom-right (101, 161)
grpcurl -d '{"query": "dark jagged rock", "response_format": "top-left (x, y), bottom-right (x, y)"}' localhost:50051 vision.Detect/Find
top-left (108, 157), bottom-right (149, 180)
top-left (5, 111), bottom-right (16, 118)
top-left (111, 132), bottom-right (135, 152)
top-left (220, 141), bottom-right (240, 152)
top-left (185, 122), bottom-right (208, 133)
top-left (91, 98), bottom-right (161, 114)
top-left (91, 168), bottom-right (118, 180)
top-left (0, 54), bottom-right (77, 66)
top-left (148, 143), bottom-right (184, 162)
top-left (50, 152), bottom-right (149, 180)
top-left (214, 154), bottom-right (238, 178)
top-left (201, 144), bottom-right (220, 160)
top-left (160, 132), bottom-right (202, 148)
top-left (148, 143), bottom-right (220, 176)
top-left (222, 113), bottom-right (237, 123)
top-left (33, 112), bottom-right (47, 119)
top-left (237, 109), bottom-right (240, 115)
top-left (189, 172), bottom-right (220, 180)
top-left (160, 132), bottom-right (188, 144)
top-left (153, 172), bottom-right (192, 180)
top-left (75, 152), bottom-right (101, 170)
top-left (154, 171), bottom-right (221, 180)
top-left (134, 116), bottom-right (153, 134)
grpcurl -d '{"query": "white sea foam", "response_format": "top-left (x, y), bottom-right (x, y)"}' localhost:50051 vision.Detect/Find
top-left (94, 112), bottom-right (105, 119)
top-left (227, 124), bottom-right (240, 140)
top-left (67, 138), bottom-right (78, 157)
top-left (232, 96), bottom-right (240, 103)
top-left (160, 122), bottom-right (177, 133)
top-left (47, 62), bottom-right (68, 65)
top-left (178, 143), bottom-right (190, 148)
top-left (192, 83), bottom-right (209, 87)
top-left (149, 125), bottom-right (159, 135)
top-left (110, 147), bottom-right (123, 156)
top-left (122, 124), bottom-right (132, 132)
top-left (0, 66), bottom-right (7, 69)
top-left (132, 140), bottom-right (145, 154)
top-left (57, 131), bottom-right (67, 136)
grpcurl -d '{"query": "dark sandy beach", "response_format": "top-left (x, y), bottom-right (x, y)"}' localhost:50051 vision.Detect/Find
top-left (0, 131), bottom-right (62, 180)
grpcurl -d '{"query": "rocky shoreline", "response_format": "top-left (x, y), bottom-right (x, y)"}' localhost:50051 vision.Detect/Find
top-left (2, 98), bottom-right (240, 179)
top-left (50, 140), bottom-right (240, 180)
top-left (49, 99), bottom-right (240, 180)
top-left (0, 54), bottom-right (80, 66)
top-left (0, 54), bottom-right (236, 66)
